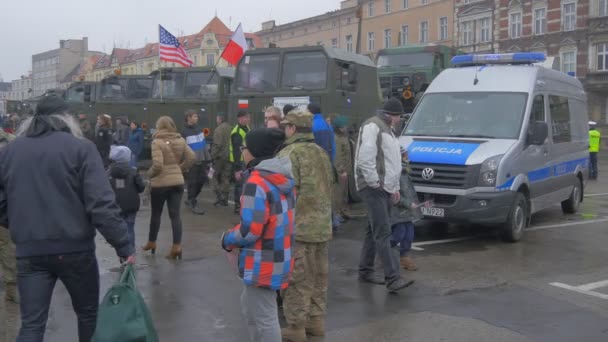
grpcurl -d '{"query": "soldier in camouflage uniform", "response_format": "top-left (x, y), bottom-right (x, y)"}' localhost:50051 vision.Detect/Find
top-left (277, 111), bottom-right (334, 342)
top-left (333, 115), bottom-right (353, 221)
top-left (0, 128), bottom-right (18, 303)
top-left (211, 112), bottom-right (233, 206)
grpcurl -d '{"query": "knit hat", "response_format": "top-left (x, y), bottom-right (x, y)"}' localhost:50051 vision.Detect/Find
top-left (35, 95), bottom-right (68, 116)
top-left (382, 98), bottom-right (404, 116)
top-left (245, 128), bottom-right (286, 159)
top-left (280, 111), bottom-right (313, 128)
top-left (333, 115), bottom-right (348, 129)
top-left (110, 145), bottom-right (132, 163)
top-left (216, 111), bottom-right (226, 119)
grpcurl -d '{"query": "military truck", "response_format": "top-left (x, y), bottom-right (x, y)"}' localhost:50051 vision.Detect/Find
top-left (229, 46), bottom-right (382, 128)
top-left (64, 66), bottom-right (234, 135)
top-left (377, 44), bottom-right (460, 113)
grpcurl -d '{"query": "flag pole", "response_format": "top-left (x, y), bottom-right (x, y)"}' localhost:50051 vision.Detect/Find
top-left (158, 25), bottom-right (164, 102)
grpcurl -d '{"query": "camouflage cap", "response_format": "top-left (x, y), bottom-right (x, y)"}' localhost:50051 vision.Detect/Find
top-left (280, 110), bottom-right (313, 128)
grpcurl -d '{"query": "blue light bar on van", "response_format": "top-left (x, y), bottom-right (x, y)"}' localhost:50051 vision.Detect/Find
top-left (451, 53), bottom-right (546, 66)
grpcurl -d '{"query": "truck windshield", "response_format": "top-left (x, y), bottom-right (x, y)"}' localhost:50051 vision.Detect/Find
top-left (152, 73), bottom-right (185, 98)
top-left (184, 72), bottom-right (218, 99)
top-left (377, 53), bottom-right (433, 68)
top-left (99, 81), bottom-right (127, 100)
top-left (404, 92), bottom-right (528, 139)
top-left (281, 52), bottom-right (327, 89)
top-left (237, 54), bottom-right (280, 91)
top-left (125, 79), bottom-right (153, 100)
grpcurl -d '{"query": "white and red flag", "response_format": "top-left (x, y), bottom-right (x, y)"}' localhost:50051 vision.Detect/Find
top-left (220, 23), bottom-right (248, 66)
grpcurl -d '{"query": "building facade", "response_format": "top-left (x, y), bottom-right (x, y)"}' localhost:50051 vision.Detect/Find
top-left (257, 0), bottom-right (455, 59)
top-left (454, 0), bottom-right (497, 53)
top-left (0, 82), bottom-right (10, 100)
top-left (583, 1), bottom-right (608, 122)
top-left (8, 76), bottom-right (32, 101)
top-left (32, 38), bottom-right (90, 96)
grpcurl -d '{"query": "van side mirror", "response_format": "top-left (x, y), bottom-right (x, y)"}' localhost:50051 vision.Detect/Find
top-left (527, 121), bottom-right (548, 145)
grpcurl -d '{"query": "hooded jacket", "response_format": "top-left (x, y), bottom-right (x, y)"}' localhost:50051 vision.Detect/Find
top-left (181, 124), bottom-right (211, 163)
top-left (108, 146), bottom-right (146, 214)
top-left (127, 128), bottom-right (144, 157)
top-left (312, 113), bottom-right (336, 163)
top-left (147, 129), bottom-right (195, 188)
top-left (114, 122), bottom-right (131, 146)
top-left (223, 157), bottom-right (296, 290)
top-left (390, 169), bottom-right (423, 225)
top-left (96, 126), bottom-right (113, 165)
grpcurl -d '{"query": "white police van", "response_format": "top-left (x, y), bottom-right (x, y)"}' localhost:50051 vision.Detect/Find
top-left (400, 53), bottom-right (589, 242)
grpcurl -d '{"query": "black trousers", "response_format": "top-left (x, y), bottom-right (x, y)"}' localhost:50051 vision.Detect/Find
top-left (590, 152), bottom-right (598, 179)
top-left (186, 162), bottom-right (209, 204)
top-left (149, 185), bottom-right (184, 244)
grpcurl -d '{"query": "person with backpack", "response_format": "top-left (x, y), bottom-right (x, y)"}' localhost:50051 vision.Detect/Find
top-left (108, 146), bottom-right (146, 249)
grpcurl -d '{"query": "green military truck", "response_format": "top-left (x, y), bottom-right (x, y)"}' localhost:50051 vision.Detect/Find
top-left (377, 44), bottom-right (460, 113)
top-left (228, 46), bottom-right (382, 128)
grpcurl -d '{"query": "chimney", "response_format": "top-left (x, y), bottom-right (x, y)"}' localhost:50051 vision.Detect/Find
top-left (262, 20), bottom-right (276, 31)
top-left (83, 37), bottom-right (89, 52)
top-left (60, 40), bottom-right (66, 48)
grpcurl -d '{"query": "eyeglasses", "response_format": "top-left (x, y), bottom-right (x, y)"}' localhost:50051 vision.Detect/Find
top-left (240, 146), bottom-right (248, 151)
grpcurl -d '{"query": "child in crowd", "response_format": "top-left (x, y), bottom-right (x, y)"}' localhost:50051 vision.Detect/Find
top-left (108, 145), bottom-right (146, 249)
top-left (390, 150), bottom-right (423, 271)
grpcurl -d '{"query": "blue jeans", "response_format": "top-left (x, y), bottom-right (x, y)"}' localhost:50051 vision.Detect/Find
top-left (123, 213), bottom-right (136, 249)
top-left (17, 251), bottom-right (100, 342)
top-left (391, 222), bottom-right (415, 257)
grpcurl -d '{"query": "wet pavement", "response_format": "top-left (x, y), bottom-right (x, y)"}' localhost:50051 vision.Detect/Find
top-left (2, 153), bottom-right (608, 341)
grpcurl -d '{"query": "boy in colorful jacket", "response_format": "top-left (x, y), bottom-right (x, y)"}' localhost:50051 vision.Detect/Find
top-left (221, 128), bottom-right (295, 342)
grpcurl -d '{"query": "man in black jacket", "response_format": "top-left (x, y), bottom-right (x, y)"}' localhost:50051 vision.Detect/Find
top-left (0, 95), bottom-right (135, 342)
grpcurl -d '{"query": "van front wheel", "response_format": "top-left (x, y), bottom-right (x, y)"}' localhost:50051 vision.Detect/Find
top-left (500, 192), bottom-right (528, 243)
top-left (561, 179), bottom-right (582, 214)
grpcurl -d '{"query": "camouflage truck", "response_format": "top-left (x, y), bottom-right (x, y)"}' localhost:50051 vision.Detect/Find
top-left (228, 46), bottom-right (382, 129)
top-left (377, 44), bottom-right (460, 114)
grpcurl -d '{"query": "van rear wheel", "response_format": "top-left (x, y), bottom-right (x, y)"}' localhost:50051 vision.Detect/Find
top-left (561, 179), bottom-right (582, 214)
top-left (500, 192), bottom-right (528, 243)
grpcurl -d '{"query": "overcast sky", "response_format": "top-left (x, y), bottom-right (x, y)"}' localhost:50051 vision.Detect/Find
top-left (0, 0), bottom-right (340, 82)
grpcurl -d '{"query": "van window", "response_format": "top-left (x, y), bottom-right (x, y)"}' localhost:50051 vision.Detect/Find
top-left (530, 95), bottom-right (545, 122)
top-left (336, 62), bottom-right (356, 92)
top-left (549, 95), bottom-right (572, 143)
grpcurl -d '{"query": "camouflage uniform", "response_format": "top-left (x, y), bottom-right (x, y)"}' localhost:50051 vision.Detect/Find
top-left (333, 130), bottom-right (352, 216)
top-left (0, 129), bottom-right (17, 302)
top-left (277, 112), bottom-right (334, 329)
top-left (211, 121), bottom-right (233, 202)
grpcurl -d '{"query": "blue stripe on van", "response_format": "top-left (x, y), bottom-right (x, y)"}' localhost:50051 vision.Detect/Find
top-left (408, 141), bottom-right (481, 165)
top-left (496, 157), bottom-right (588, 190)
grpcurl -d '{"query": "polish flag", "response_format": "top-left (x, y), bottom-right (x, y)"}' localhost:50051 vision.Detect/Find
top-left (221, 23), bottom-right (248, 66)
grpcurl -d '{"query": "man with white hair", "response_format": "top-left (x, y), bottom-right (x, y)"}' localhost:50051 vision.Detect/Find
top-left (0, 94), bottom-right (135, 342)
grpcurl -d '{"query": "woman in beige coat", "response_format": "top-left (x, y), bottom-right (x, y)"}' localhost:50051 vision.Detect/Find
top-left (142, 116), bottom-right (195, 259)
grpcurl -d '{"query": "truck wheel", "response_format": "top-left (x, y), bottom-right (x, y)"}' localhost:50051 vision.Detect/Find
top-left (561, 179), bottom-right (582, 214)
top-left (501, 192), bottom-right (528, 243)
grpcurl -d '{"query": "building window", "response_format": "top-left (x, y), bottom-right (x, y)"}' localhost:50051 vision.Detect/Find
top-left (399, 25), bottom-right (409, 45)
top-left (534, 8), bottom-right (547, 34)
top-left (422, 0), bottom-right (429, 4)
top-left (346, 35), bottom-right (353, 52)
top-left (403, 0), bottom-right (409, 8)
top-left (597, 43), bottom-right (608, 71)
top-left (332, 38), bottom-right (338, 48)
top-left (601, 0), bottom-right (608, 16)
top-left (368, 1), bottom-right (374, 17)
top-left (480, 18), bottom-right (491, 42)
top-left (563, 2), bottom-right (576, 31)
top-left (420, 21), bottom-right (429, 42)
top-left (385, 0), bottom-right (392, 12)
top-left (384, 29), bottom-right (392, 48)
top-left (510, 12), bottom-right (522, 38)
top-left (440, 17), bottom-right (448, 41)
top-left (206, 54), bottom-right (215, 66)
top-left (368, 32), bottom-right (376, 51)
top-left (461, 21), bottom-right (473, 45)
top-left (561, 50), bottom-right (576, 75)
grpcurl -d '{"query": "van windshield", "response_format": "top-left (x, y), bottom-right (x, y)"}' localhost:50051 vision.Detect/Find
top-left (404, 92), bottom-right (528, 139)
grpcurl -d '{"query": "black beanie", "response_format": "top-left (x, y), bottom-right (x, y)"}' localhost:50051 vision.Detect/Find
top-left (36, 95), bottom-right (68, 116)
top-left (382, 98), bottom-right (404, 116)
top-left (245, 128), bottom-right (286, 159)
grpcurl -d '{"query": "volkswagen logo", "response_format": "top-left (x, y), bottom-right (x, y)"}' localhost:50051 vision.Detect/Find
top-left (421, 168), bottom-right (435, 181)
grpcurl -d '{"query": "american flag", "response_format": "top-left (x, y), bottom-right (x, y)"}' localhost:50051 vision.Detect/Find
top-left (159, 25), bottom-right (193, 67)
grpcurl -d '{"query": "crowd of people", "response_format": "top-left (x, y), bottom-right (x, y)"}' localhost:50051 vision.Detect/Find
top-left (0, 94), bottom-right (424, 342)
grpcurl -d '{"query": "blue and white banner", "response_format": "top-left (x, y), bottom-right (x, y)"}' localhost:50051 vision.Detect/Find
top-left (186, 133), bottom-right (207, 152)
top-left (408, 141), bottom-right (481, 165)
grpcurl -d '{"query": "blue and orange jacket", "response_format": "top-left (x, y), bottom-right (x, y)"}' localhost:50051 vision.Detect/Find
top-left (223, 156), bottom-right (296, 290)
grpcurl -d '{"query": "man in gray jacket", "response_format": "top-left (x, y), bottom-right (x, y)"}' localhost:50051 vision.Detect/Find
top-left (355, 98), bottom-right (414, 293)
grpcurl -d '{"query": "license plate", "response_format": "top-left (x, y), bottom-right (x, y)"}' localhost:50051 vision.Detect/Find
top-left (421, 207), bottom-right (445, 217)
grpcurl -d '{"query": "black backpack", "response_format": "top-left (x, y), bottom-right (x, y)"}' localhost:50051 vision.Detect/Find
top-left (109, 167), bottom-right (144, 214)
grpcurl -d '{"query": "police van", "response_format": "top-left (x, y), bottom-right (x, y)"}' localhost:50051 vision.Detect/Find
top-left (400, 53), bottom-right (589, 242)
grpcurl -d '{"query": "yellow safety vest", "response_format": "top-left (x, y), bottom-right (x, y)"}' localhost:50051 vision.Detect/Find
top-left (589, 129), bottom-right (601, 153)
top-left (229, 125), bottom-right (248, 162)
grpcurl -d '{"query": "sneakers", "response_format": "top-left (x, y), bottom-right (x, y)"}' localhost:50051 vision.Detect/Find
top-left (281, 325), bottom-right (306, 342)
top-left (387, 278), bottom-right (415, 293)
top-left (184, 199), bottom-right (195, 209)
top-left (191, 204), bottom-right (206, 215)
top-left (358, 273), bottom-right (386, 285)
top-left (400, 256), bottom-right (418, 271)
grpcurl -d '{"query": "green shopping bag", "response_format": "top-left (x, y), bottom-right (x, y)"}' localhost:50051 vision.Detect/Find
top-left (92, 264), bottom-right (159, 342)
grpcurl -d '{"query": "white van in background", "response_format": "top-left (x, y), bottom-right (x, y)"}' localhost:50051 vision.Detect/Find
top-left (400, 53), bottom-right (589, 242)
